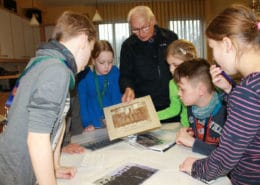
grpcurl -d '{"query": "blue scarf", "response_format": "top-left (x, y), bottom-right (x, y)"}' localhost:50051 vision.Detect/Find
top-left (192, 92), bottom-right (220, 120)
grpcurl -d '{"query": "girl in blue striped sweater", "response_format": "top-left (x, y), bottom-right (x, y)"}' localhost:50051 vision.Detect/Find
top-left (179, 4), bottom-right (260, 185)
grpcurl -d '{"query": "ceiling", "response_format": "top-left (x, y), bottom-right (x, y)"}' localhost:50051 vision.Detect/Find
top-left (38, 0), bottom-right (153, 7)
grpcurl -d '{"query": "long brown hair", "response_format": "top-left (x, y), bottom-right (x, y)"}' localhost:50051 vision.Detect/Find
top-left (91, 40), bottom-right (114, 60)
top-left (206, 4), bottom-right (260, 47)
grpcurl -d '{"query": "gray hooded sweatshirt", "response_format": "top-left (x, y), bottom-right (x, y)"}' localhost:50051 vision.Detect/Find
top-left (0, 39), bottom-right (76, 185)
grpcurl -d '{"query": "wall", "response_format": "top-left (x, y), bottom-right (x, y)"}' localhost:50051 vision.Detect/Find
top-left (12, 0), bottom-right (253, 40)
top-left (207, 0), bottom-right (250, 19)
top-left (43, 5), bottom-right (95, 26)
top-left (0, 0), bottom-right (252, 63)
top-left (205, 0), bottom-right (251, 61)
top-left (0, 0), bottom-right (253, 116)
top-left (40, 0), bottom-right (251, 24)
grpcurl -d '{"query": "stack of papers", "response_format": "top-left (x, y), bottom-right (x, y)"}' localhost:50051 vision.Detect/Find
top-left (132, 129), bottom-right (177, 152)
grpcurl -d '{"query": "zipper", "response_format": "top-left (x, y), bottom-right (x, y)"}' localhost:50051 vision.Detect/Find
top-left (157, 65), bottom-right (161, 78)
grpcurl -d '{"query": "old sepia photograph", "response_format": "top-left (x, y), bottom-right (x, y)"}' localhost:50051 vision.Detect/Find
top-left (104, 96), bottom-right (161, 140)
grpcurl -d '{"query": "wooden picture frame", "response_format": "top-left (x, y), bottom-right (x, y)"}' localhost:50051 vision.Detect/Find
top-left (104, 95), bottom-right (161, 140)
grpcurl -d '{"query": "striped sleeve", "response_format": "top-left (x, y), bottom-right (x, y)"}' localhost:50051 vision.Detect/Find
top-left (191, 73), bottom-right (260, 184)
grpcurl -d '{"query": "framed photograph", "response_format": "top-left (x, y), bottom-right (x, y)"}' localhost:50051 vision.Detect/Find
top-left (104, 95), bottom-right (161, 140)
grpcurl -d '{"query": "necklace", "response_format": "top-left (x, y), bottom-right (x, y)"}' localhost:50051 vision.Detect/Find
top-left (94, 69), bottom-right (108, 109)
top-left (193, 116), bottom-right (212, 142)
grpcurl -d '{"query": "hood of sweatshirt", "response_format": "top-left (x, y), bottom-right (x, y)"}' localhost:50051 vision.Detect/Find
top-left (36, 39), bottom-right (77, 75)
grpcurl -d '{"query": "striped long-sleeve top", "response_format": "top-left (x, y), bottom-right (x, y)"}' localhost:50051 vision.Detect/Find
top-left (191, 72), bottom-right (260, 185)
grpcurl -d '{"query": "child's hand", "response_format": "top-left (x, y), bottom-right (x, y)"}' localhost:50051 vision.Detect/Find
top-left (55, 166), bottom-right (77, 179)
top-left (179, 157), bottom-right (197, 175)
top-left (62, 143), bottom-right (85, 154)
top-left (176, 127), bottom-right (195, 147)
top-left (83, 125), bottom-right (95, 132)
top-left (186, 127), bottom-right (194, 136)
top-left (210, 65), bottom-right (232, 93)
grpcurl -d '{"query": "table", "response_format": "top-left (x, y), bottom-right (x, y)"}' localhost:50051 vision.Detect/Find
top-left (58, 123), bottom-right (231, 185)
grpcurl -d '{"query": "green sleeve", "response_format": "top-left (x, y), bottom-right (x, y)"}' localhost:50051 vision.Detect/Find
top-left (157, 80), bottom-right (181, 120)
top-left (157, 80), bottom-right (190, 127)
top-left (180, 103), bottom-right (189, 127)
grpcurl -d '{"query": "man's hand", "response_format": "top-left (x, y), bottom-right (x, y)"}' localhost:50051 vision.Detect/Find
top-left (121, 87), bottom-right (135, 103)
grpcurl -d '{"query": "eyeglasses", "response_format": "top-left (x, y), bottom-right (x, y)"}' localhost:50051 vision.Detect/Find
top-left (131, 25), bottom-right (150, 34)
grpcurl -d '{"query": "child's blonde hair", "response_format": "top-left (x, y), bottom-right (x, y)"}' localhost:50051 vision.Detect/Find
top-left (166, 39), bottom-right (197, 61)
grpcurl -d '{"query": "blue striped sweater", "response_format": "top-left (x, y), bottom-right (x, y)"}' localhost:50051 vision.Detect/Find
top-left (191, 72), bottom-right (260, 185)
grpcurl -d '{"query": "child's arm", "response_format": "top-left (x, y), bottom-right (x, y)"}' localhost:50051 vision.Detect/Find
top-left (54, 122), bottom-right (66, 168)
top-left (77, 78), bottom-right (92, 128)
top-left (180, 104), bottom-right (189, 127)
top-left (192, 139), bottom-right (218, 156)
top-left (157, 80), bottom-right (181, 120)
top-left (176, 128), bottom-right (218, 156)
top-left (27, 132), bottom-right (57, 185)
top-left (54, 122), bottom-right (77, 179)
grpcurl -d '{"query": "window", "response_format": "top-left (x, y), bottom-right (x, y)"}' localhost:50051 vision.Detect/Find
top-left (169, 20), bottom-right (205, 58)
top-left (98, 23), bottom-right (130, 66)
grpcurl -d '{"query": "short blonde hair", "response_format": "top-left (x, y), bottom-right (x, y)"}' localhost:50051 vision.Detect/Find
top-left (127, 6), bottom-right (155, 23)
top-left (52, 11), bottom-right (96, 42)
top-left (166, 39), bottom-right (197, 61)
